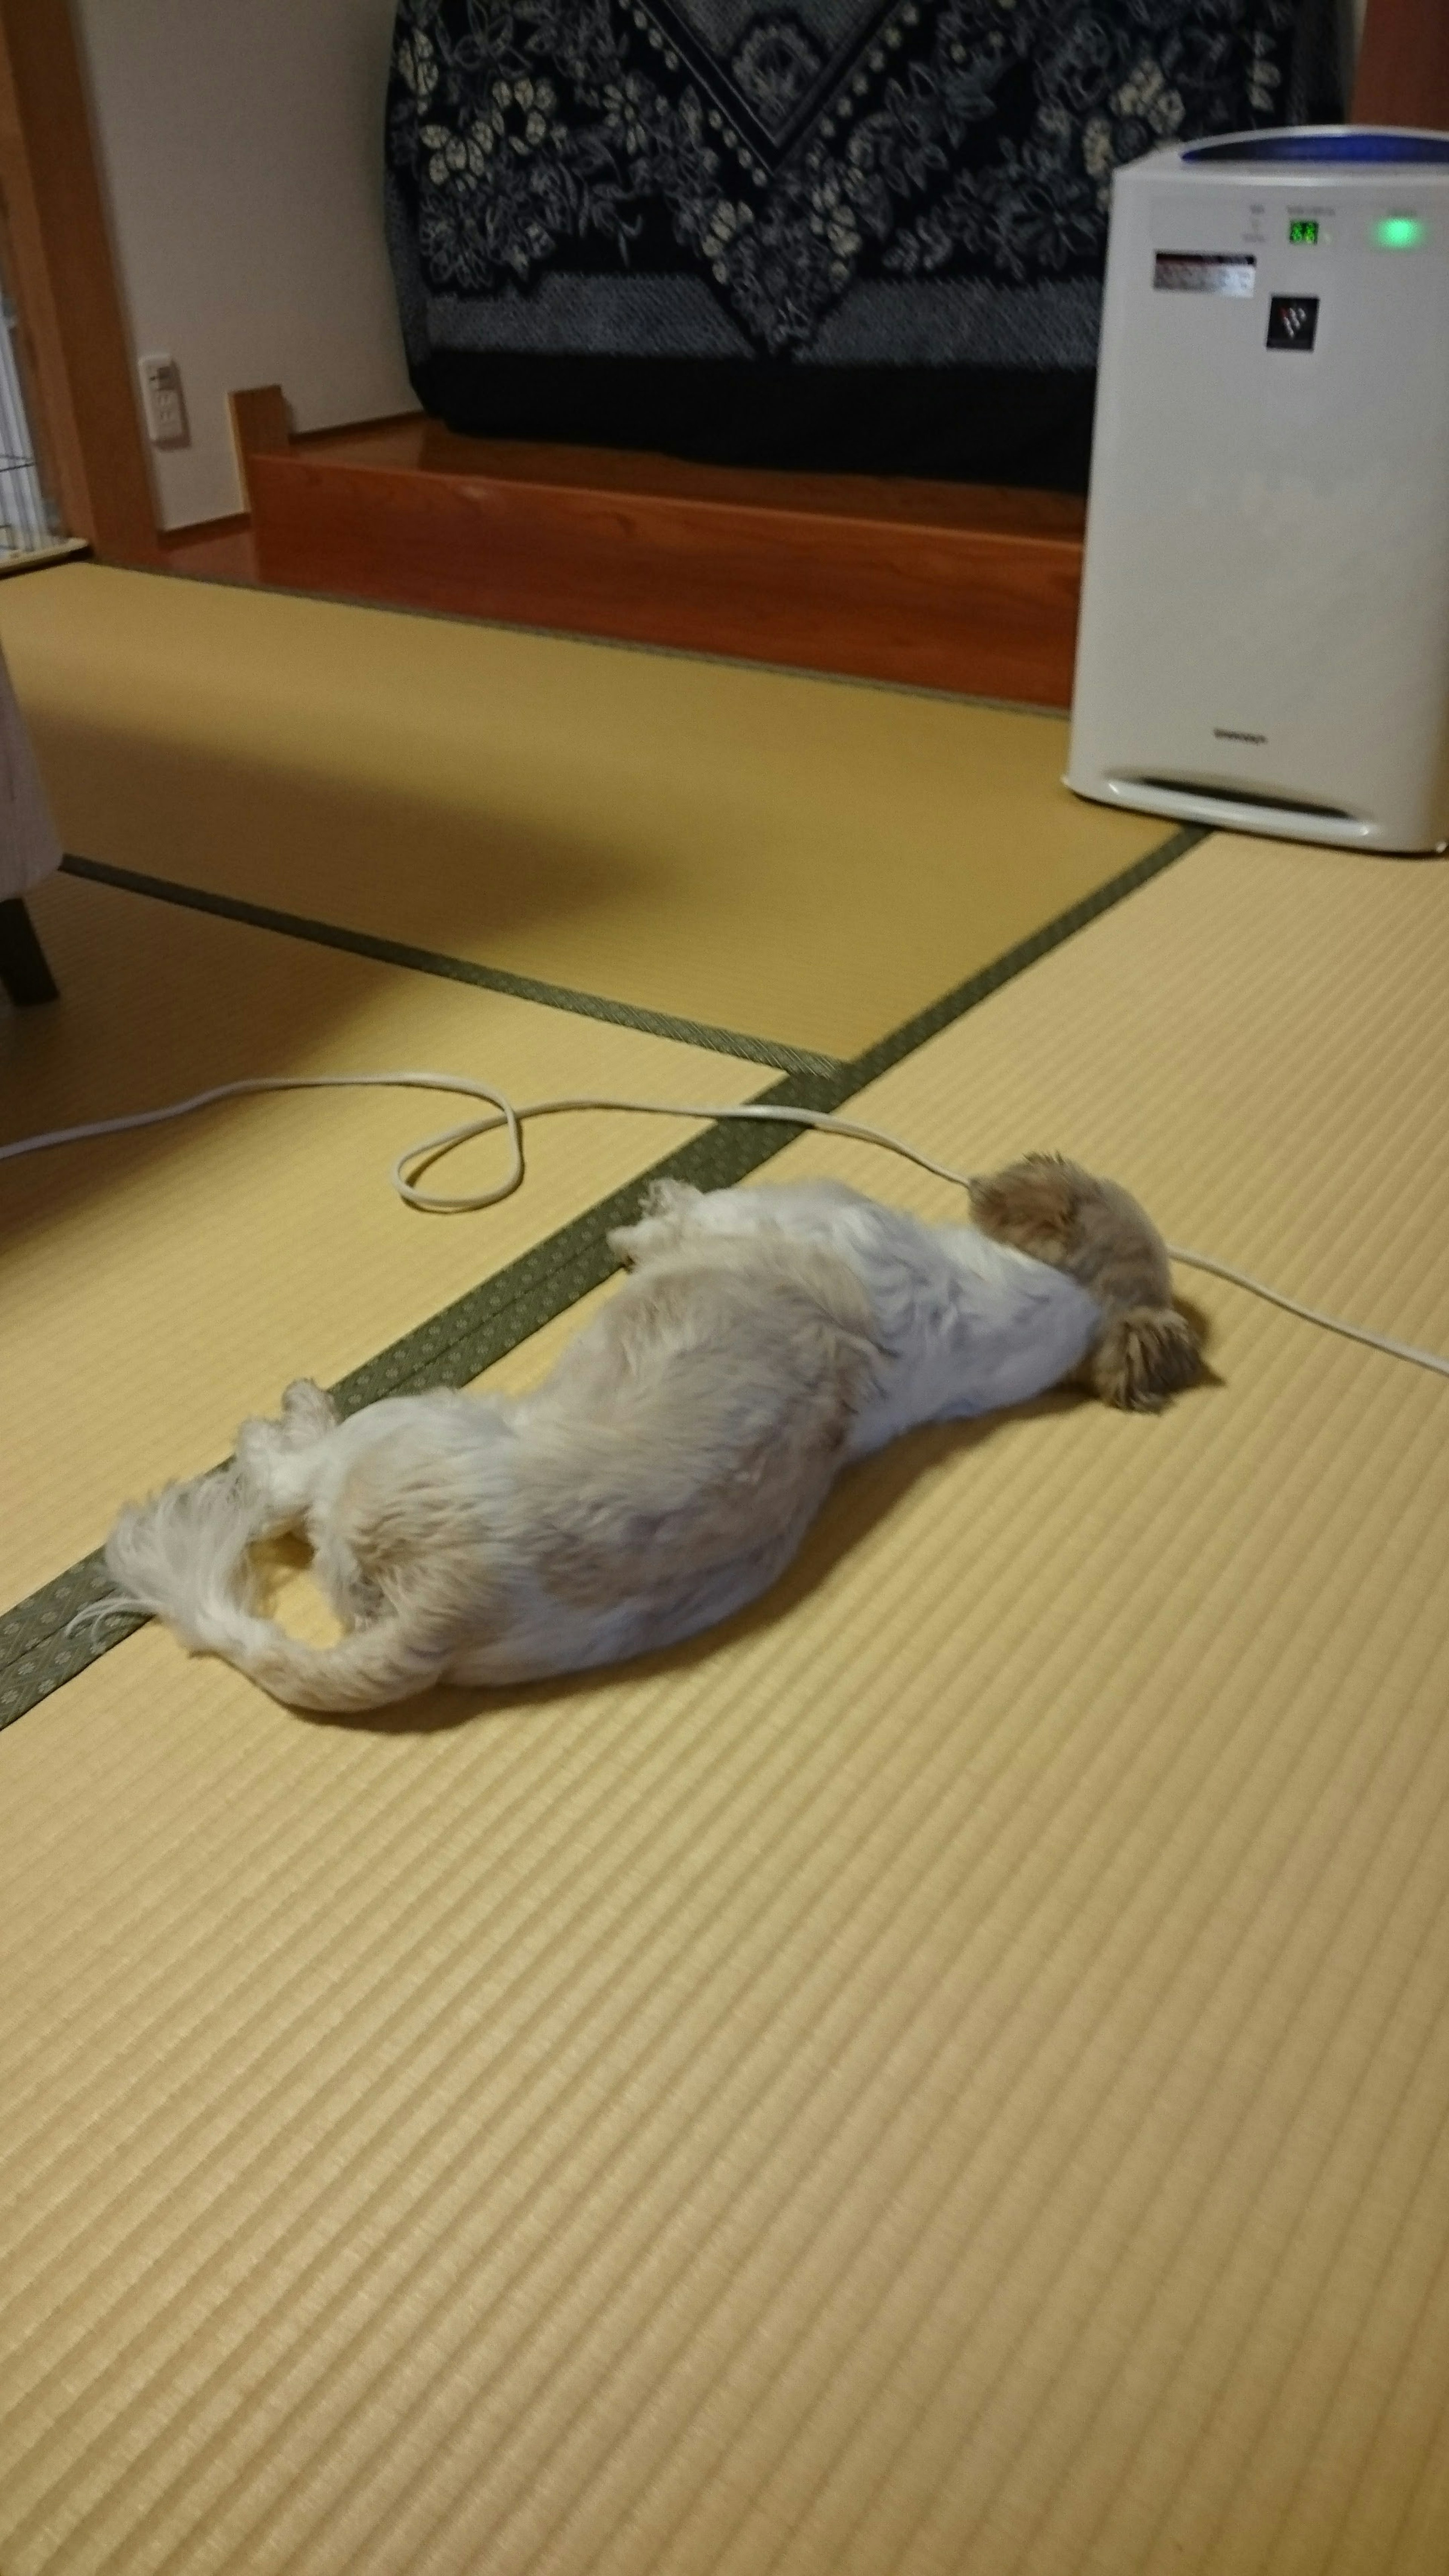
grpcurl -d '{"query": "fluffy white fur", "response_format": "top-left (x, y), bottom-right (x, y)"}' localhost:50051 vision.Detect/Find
top-left (103, 1161), bottom-right (1198, 1712)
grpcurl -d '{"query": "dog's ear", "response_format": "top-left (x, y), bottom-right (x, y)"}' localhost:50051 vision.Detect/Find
top-left (969, 1155), bottom-right (1080, 1263)
top-left (1089, 1307), bottom-right (1201, 1412)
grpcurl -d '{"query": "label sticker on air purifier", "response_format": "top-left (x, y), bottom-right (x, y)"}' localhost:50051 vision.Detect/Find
top-left (1153, 252), bottom-right (1257, 294)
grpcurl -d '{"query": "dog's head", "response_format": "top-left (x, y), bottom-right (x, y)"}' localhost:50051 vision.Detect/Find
top-left (968, 1154), bottom-right (1200, 1413)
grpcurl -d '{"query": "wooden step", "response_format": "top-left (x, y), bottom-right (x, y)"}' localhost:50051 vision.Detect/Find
top-left (231, 386), bottom-right (1084, 707)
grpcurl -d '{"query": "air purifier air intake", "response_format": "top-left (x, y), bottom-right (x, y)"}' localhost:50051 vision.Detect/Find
top-left (1066, 128), bottom-right (1449, 854)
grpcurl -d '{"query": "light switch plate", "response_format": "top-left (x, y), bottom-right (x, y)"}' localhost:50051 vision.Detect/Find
top-left (138, 354), bottom-right (188, 448)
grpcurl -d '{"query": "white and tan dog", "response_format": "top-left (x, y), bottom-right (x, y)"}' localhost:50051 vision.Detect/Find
top-left (104, 1157), bottom-right (1199, 1712)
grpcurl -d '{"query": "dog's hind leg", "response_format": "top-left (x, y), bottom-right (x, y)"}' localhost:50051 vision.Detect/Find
top-left (236, 1382), bottom-right (388, 1628)
top-left (234, 1380), bottom-right (340, 1536)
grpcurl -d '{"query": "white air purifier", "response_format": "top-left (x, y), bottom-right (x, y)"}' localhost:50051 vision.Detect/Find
top-left (1066, 128), bottom-right (1449, 854)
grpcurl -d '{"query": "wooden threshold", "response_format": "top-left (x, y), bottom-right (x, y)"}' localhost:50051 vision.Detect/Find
top-left (159, 513), bottom-right (259, 583)
top-left (0, 535), bottom-right (88, 579)
top-left (230, 387), bottom-right (1085, 706)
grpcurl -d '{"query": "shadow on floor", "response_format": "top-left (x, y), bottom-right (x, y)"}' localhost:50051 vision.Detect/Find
top-left (0, 805), bottom-right (656, 1267)
top-left (28, 709), bottom-right (662, 965)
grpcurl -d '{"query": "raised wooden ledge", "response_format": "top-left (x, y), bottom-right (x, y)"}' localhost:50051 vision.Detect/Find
top-left (230, 388), bottom-right (1085, 707)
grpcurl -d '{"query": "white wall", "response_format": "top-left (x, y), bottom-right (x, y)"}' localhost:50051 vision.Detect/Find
top-left (75, 0), bottom-right (417, 529)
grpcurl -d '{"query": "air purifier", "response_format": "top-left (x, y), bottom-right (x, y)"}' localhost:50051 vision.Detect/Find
top-left (1066, 128), bottom-right (1449, 854)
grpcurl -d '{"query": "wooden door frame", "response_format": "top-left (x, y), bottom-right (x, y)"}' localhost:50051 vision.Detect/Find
top-left (0, 0), bottom-right (158, 562)
top-left (1352, 0), bottom-right (1449, 125)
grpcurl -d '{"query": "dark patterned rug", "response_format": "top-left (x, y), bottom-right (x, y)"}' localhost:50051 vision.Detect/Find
top-left (385, 0), bottom-right (1344, 483)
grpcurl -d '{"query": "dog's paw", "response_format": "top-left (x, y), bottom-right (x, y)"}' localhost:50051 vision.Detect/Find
top-left (641, 1178), bottom-right (702, 1224)
top-left (609, 1180), bottom-right (703, 1269)
top-left (281, 1380), bottom-right (338, 1437)
top-left (236, 1381), bottom-right (337, 1495)
top-left (608, 1217), bottom-right (669, 1269)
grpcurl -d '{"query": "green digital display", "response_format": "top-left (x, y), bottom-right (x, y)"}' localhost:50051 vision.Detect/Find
top-left (1288, 218), bottom-right (1320, 245)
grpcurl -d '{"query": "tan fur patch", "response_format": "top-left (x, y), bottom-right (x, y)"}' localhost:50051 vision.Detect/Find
top-left (968, 1155), bottom-right (1080, 1263)
top-left (1089, 1307), bottom-right (1203, 1412)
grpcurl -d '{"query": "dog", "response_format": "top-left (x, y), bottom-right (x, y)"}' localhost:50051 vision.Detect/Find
top-left (102, 1157), bottom-right (1200, 1712)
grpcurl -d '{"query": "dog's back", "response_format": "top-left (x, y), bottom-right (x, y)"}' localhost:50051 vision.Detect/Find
top-left (448, 1235), bottom-right (882, 1682)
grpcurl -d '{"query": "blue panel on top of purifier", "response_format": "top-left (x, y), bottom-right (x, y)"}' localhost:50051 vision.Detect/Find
top-left (1184, 131), bottom-right (1449, 166)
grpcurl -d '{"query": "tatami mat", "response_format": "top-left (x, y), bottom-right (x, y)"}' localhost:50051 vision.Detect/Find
top-left (2, 834), bottom-right (1447, 2575)
top-left (0, 870), bottom-right (766, 1604)
top-left (0, 564), bottom-right (1171, 1060)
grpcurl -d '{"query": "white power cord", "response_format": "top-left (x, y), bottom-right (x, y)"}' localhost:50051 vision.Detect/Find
top-left (3, 1067), bottom-right (1447, 1380)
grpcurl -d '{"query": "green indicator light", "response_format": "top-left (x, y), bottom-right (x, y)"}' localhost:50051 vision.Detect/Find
top-left (1375, 214), bottom-right (1424, 249)
top-left (1288, 218), bottom-right (1320, 245)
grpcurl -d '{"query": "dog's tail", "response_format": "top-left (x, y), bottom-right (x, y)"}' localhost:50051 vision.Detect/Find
top-left (102, 1468), bottom-right (447, 1713)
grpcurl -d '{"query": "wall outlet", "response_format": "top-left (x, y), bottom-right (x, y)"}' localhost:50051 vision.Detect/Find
top-left (138, 353), bottom-right (189, 448)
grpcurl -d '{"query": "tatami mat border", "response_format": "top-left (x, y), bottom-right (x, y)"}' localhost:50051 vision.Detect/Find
top-left (847, 824), bottom-right (1204, 1089)
top-left (59, 855), bottom-right (838, 1076)
top-left (3, 821), bottom-right (1203, 1730)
